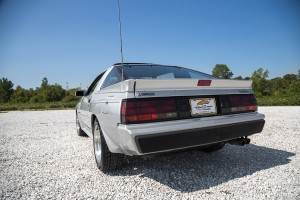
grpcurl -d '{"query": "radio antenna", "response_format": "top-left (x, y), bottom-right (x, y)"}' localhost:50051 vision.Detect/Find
top-left (117, 0), bottom-right (124, 65)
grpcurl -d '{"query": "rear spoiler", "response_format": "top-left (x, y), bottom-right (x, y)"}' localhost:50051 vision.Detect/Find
top-left (120, 79), bottom-right (253, 97)
top-left (134, 79), bottom-right (252, 90)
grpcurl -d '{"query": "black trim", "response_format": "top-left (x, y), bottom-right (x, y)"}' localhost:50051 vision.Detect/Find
top-left (135, 119), bottom-right (265, 154)
top-left (133, 81), bottom-right (136, 97)
top-left (113, 63), bottom-right (154, 66)
top-left (86, 71), bottom-right (106, 95)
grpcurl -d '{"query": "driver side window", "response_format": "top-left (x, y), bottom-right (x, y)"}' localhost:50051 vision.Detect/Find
top-left (86, 72), bottom-right (105, 95)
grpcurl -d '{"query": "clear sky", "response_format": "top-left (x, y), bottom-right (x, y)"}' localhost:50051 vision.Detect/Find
top-left (0, 0), bottom-right (299, 89)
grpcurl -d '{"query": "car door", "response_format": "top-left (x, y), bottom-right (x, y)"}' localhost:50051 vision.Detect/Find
top-left (80, 72), bottom-right (105, 131)
top-left (80, 94), bottom-right (92, 130)
top-left (98, 68), bottom-right (122, 135)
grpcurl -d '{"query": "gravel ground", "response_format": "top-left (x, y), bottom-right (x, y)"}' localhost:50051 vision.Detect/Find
top-left (0, 107), bottom-right (299, 199)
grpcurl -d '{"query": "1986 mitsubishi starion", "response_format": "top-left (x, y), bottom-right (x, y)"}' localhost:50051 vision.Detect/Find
top-left (75, 63), bottom-right (265, 172)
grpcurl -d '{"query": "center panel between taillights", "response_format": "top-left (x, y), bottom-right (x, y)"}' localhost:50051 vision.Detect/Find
top-left (176, 95), bottom-right (220, 119)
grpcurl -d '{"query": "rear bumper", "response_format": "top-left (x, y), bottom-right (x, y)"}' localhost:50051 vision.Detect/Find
top-left (136, 119), bottom-right (265, 153)
top-left (116, 112), bottom-right (265, 155)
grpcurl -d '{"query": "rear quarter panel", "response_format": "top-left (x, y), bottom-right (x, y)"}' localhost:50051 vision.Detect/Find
top-left (92, 82), bottom-right (135, 153)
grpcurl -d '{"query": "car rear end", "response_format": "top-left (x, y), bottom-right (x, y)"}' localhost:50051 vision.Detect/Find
top-left (116, 77), bottom-right (265, 156)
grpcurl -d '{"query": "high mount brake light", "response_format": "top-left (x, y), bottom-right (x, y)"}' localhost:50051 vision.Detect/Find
top-left (197, 80), bottom-right (211, 86)
top-left (121, 99), bottom-right (178, 124)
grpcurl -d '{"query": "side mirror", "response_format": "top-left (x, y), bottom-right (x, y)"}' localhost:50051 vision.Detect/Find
top-left (75, 90), bottom-right (86, 97)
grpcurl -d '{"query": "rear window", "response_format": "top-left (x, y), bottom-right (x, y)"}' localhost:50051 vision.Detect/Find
top-left (120, 65), bottom-right (215, 80)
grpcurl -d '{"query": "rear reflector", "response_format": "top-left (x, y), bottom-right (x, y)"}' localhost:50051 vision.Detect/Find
top-left (197, 80), bottom-right (211, 86)
top-left (121, 99), bottom-right (178, 124)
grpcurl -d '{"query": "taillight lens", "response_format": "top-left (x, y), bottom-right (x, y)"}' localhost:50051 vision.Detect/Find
top-left (121, 99), bottom-right (178, 124)
top-left (221, 94), bottom-right (257, 113)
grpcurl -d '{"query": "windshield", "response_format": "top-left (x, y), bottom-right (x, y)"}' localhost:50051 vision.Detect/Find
top-left (119, 65), bottom-right (215, 80)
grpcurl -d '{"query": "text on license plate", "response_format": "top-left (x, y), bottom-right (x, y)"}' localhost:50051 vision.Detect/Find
top-left (190, 98), bottom-right (217, 116)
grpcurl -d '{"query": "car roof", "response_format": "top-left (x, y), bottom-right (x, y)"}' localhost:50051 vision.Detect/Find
top-left (113, 63), bottom-right (172, 67)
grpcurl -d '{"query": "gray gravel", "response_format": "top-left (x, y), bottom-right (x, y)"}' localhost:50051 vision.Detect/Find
top-left (0, 107), bottom-right (300, 199)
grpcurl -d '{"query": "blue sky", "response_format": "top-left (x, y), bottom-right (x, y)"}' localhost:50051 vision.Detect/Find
top-left (0, 0), bottom-right (299, 89)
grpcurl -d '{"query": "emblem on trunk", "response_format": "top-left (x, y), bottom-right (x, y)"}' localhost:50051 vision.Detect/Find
top-left (138, 92), bottom-right (155, 97)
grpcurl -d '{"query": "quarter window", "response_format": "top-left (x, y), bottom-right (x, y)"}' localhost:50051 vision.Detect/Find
top-left (101, 69), bottom-right (121, 89)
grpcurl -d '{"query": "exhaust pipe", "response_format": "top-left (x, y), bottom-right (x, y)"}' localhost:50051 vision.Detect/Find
top-left (228, 137), bottom-right (250, 146)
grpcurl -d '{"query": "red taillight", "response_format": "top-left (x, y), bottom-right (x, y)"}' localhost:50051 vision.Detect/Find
top-left (223, 94), bottom-right (258, 113)
top-left (249, 105), bottom-right (255, 110)
top-left (121, 99), bottom-right (178, 124)
top-left (197, 80), bottom-right (211, 86)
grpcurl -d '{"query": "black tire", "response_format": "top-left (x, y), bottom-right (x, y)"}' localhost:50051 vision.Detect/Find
top-left (201, 143), bottom-right (225, 153)
top-left (93, 119), bottom-right (124, 172)
top-left (76, 113), bottom-right (86, 136)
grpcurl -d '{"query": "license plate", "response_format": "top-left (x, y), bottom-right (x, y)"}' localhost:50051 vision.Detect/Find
top-left (190, 98), bottom-right (217, 116)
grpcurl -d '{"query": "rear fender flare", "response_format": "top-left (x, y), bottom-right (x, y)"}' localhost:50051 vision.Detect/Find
top-left (91, 115), bottom-right (123, 154)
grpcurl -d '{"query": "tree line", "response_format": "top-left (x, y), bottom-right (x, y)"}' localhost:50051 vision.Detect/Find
top-left (0, 77), bottom-right (79, 104)
top-left (0, 65), bottom-right (299, 105)
top-left (212, 64), bottom-right (300, 98)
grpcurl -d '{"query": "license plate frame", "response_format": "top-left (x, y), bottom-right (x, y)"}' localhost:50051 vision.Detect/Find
top-left (190, 98), bottom-right (217, 117)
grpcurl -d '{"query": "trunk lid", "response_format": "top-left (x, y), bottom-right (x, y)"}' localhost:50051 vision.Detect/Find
top-left (133, 79), bottom-right (253, 98)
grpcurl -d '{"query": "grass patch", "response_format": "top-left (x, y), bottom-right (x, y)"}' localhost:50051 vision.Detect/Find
top-left (0, 101), bottom-right (78, 111)
top-left (1, 95), bottom-right (299, 111)
top-left (256, 95), bottom-right (300, 106)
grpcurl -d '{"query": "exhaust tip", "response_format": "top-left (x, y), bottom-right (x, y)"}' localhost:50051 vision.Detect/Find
top-left (228, 137), bottom-right (250, 146)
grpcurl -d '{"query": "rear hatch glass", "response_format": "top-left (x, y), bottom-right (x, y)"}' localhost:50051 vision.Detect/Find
top-left (120, 65), bottom-right (215, 80)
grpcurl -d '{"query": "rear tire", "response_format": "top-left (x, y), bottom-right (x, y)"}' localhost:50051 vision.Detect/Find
top-left (76, 113), bottom-right (86, 136)
top-left (93, 119), bottom-right (124, 172)
top-left (201, 143), bottom-right (225, 153)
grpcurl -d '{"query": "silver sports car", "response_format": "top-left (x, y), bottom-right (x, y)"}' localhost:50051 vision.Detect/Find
top-left (75, 63), bottom-right (265, 172)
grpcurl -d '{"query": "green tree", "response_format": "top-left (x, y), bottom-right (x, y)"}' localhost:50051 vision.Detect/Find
top-left (29, 94), bottom-right (43, 103)
top-left (251, 68), bottom-right (269, 80)
top-left (269, 77), bottom-right (284, 96)
top-left (283, 74), bottom-right (297, 82)
top-left (41, 77), bottom-right (49, 89)
top-left (288, 79), bottom-right (300, 94)
top-left (29, 78), bottom-right (66, 103)
top-left (233, 76), bottom-right (243, 80)
top-left (251, 68), bottom-right (270, 96)
top-left (11, 86), bottom-right (29, 103)
top-left (44, 84), bottom-right (65, 102)
top-left (62, 88), bottom-right (81, 102)
top-left (212, 64), bottom-right (233, 79)
top-left (0, 78), bottom-right (14, 103)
